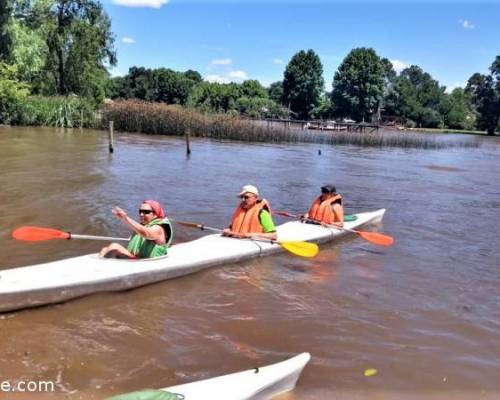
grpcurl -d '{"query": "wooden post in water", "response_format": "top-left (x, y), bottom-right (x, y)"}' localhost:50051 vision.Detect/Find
top-left (185, 129), bottom-right (191, 155)
top-left (108, 121), bottom-right (114, 153)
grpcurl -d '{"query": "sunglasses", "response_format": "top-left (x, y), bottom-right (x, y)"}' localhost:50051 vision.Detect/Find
top-left (138, 209), bottom-right (153, 215)
top-left (240, 195), bottom-right (254, 200)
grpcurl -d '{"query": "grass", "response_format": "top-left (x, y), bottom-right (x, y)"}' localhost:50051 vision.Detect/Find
top-left (14, 96), bottom-right (98, 128)
top-left (405, 127), bottom-right (487, 135)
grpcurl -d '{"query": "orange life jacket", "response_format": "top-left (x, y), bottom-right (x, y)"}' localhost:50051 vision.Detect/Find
top-left (231, 199), bottom-right (272, 234)
top-left (308, 194), bottom-right (343, 224)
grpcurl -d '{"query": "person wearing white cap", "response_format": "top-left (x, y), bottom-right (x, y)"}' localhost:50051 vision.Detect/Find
top-left (223, 184), bottom-right (277, 240)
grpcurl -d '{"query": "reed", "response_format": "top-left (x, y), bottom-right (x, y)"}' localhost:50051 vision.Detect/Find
top-left (103, 100), bottom-right (480, 149)
top-left (15, 96), bottom-right (98, 128)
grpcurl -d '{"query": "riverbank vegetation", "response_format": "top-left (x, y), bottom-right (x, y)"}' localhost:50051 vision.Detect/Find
top-left (104, 100), bottom-right (479, 149)
top-left (1, 1), bottom-right (499, 136)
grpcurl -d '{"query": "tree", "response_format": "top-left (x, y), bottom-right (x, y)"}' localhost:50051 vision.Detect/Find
top-left (0, 0), bottom-right (12, 60)
top-left (184, 69), bottom-right (202, 83)
top-left (7, 17), bottom-right (48, 85)
top-left (282, 49), bottom-right (324, 120)
top-left (109, 67), bottom-right (201, 105)
top-left (29, 0), bottom-right (117, 102)
top-left (0, 62), bottom-right (30, 123)
top-left (440, 88), bottom-right (475, 130)
top-left (240, 79), bottom-right (268, 99)
top-left (465, 56), bottom-right (500, 135)
top-left (268, 81), bottom-right (283, 104)
top-left (187, 81), bottom-right (241, 113)
top-left (154, 68), bottom-right (194, 104)
top-left (331, 47), bottom-right (385, 122)
top-left (388, 65), bottom-right (446, 127)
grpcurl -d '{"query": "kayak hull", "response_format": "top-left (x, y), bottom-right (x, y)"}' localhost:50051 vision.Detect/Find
top-left (0, 209), bottom-right (386, 313)
top-left (110, 353), bottom-right (311, 400)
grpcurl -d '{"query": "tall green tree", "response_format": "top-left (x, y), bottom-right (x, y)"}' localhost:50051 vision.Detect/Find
top-left (282, 49), bottom-right (324, 120)
top-left (7, 17), bottom-right (47, 84)
top-left (465, 56), bottom-right (500, 135)
top-left (388, 65), bottom-right (446, 127)
top-left (331, 47), bottom-right (385, 122)
top-left (26, 0), bottom-right (117, 102)
top-left (440, 88), bottom-right (475, 130)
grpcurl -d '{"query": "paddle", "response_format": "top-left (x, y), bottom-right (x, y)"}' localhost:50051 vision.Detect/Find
top-left (12, 226), bottom-right (129, 242)
top-left (176, 221), bottom-right (319, 258)
top-left (274, 211), bottom-right (394, 247)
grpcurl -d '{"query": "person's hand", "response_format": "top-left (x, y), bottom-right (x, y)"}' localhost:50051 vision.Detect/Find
top-left (222, 228), bottom-right (232, 236)
top-left (112, 207), bottom-right (128, 220)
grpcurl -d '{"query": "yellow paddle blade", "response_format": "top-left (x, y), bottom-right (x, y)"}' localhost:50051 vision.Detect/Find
top-left (278, 241), bottom-right (319, 257)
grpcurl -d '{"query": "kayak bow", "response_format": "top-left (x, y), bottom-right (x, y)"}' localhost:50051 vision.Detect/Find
top-left (108, 352), bottom-right (311, 400)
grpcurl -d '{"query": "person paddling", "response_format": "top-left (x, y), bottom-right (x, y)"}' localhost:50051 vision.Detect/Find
top-left (302, 185), bottom-right (344, 227)
top-left (223, 185), bottom-right (277, 241)
top-left (99, 200), bottom-right (173, 259)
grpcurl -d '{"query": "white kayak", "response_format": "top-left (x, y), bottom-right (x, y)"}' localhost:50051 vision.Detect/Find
top-left (109, 352), bottom-right (311, 400)
top-left (0, 209), bottom-right (385, 312)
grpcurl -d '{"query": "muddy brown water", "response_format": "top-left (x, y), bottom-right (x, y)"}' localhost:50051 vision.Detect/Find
top-left (0, 126), bottom-right (499, 399)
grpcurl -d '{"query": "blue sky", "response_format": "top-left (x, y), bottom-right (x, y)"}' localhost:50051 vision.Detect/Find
top-left (103, 0), bottom-right (500, 92)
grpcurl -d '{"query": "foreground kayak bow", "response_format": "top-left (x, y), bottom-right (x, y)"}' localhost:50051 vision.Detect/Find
top-left (107, 353), bottom-right (311, 400)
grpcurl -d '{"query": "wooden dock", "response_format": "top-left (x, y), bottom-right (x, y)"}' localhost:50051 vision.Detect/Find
top-left (263, 118), bottom-right (380, 133)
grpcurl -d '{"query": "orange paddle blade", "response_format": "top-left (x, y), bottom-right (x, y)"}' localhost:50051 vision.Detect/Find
top-left (355, 230), bottom-right (394, 246)
top-left (12, 226), bottom-right (70, 241)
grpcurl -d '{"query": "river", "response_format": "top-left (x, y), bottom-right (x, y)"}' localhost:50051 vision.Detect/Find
top-left (0, 126), bottom-right (499, 399)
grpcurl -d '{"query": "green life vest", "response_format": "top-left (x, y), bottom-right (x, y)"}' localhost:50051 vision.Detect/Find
top-left (127, 218), bottom-right (173, 259)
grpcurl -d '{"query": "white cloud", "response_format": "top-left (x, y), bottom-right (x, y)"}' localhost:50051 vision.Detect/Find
top-left (206, 75), bottom-right (231, 84)
top-left (112, 0), bottom-right (168, 8)
top-left (228, 70), bottom-right (248, 80)
top-left (390, 59), bottom-right (408, 73)
top-left (205, 70), bottom-right (249, 83)
top-left (461, 19), bottom-right (475, 30)
top-left (272, 58), bottom-right (284, 65)
top-left (122, 37), bottom-right (135, 44)
top-left (211, 58), bottom-right (232, 65)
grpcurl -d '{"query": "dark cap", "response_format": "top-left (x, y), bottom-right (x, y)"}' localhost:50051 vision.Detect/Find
top-left (321, 185), bottom-right (336, 194)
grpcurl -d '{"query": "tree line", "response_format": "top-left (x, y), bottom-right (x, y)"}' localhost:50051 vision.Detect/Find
top-left (1, 0), bottom-right (499, 134)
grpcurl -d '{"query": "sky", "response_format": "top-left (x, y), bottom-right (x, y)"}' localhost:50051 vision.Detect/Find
top-left (102, 0), bottom-right (500, 92)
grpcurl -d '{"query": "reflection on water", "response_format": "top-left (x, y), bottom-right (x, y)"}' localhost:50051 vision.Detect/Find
top-left (0, 126), bottom-right (499, 399)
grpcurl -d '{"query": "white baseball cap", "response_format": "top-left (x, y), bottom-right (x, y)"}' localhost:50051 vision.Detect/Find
top-left (237, 184), bottom-right (259, 197)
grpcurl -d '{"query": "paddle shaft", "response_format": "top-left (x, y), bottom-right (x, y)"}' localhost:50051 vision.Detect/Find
top-left (69, 233), bottom-right (129, 241)
top-left (275, 211), bottom-right (344, 229)
top-left (274, 211), bottom-right (394, 246)
top-left (189, 224), bottom-right (279, 245)
top-left (177, 221), bottom-right (319, 257)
